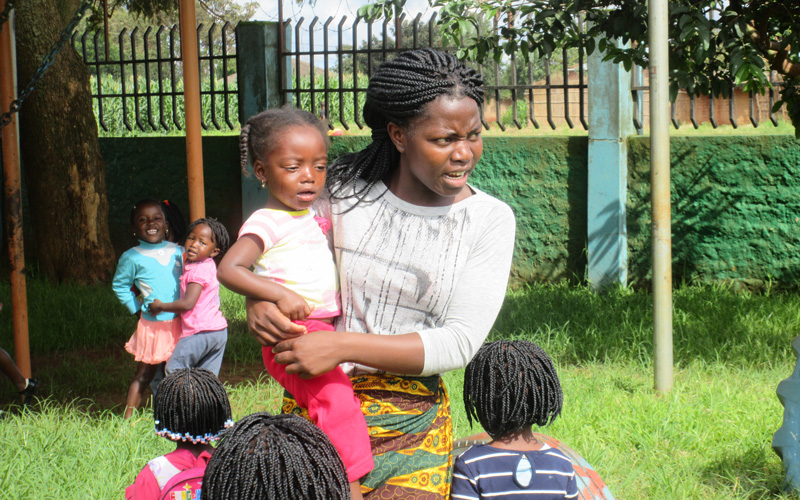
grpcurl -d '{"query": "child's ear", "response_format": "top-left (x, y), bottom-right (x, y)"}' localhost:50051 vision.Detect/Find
top-left (210, 247), bottom-right (220, 258)
top-left (253, 160), bottom-right (267, 185)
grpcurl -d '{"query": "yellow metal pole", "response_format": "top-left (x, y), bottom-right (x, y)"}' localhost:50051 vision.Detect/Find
top-left (0, 2), bottom-right (31, 378)
top-left (648, 0), bottom-right (673, 393)
top-left (179, 0), bottom-right (205, 221)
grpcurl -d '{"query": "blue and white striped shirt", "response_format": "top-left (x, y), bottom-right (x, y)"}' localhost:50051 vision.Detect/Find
top-left (451, 443), bottom-right (578, 499)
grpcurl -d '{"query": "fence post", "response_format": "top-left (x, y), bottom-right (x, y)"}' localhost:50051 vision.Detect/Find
top-left (587, 38), bottom-right (634, 289)
top-left (236, 21), bottom-right (288, 219)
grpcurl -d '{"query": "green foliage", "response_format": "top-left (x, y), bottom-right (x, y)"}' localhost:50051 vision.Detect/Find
top-left (368, 0), bottom-right (800, 136)
top-left (294, 73), bottom-right (370, 130)
top-left (91, 73), bottom-right (239, 136)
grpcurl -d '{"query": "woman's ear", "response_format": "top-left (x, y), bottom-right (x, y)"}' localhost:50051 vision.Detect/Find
top-left (387, 122), bottom-right (406, 153)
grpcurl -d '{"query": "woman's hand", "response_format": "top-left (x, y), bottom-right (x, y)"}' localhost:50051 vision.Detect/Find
top-left (272, 330), bottom-right (344, 379)
top-left (245, 298), bottom-right (306, 346)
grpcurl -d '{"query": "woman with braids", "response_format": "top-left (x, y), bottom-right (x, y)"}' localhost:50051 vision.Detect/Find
top-left (246, 47), bottom-right (516, 499)
top-left (125, 368), bottom-right (233, 500)
top-left (451, 341), bottom-right (577, 499)
top-left (203, 412), bottom-right (350, 500)
top-left (150, 218), bottom-right (231, 377)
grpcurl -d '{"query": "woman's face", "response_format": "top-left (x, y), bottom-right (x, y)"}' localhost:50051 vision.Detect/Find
top-left (387, 95), bottom-right (483, 207)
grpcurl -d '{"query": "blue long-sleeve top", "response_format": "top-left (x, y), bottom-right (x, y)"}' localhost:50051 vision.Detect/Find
top-left (112, 240), bottom-right (183, 321)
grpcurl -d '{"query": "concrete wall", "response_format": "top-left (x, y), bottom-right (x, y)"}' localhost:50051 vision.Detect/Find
top-left (100, 134), bottom-right (800, 289)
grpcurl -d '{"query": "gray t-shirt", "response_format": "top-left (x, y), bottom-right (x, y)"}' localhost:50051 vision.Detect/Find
top-left (316, 180), bottom-right (516, 376)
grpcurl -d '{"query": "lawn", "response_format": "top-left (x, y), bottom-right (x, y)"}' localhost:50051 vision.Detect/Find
top-left (1, 279), bottom-right (799, 499)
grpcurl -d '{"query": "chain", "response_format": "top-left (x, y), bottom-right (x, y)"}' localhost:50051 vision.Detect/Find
top-left (0, 0), bottom-right (14, 36)
top-left (0, 0), bottom-right (92, 129)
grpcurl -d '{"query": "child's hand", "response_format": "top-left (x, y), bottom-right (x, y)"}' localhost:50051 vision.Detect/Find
top-left (275, 290), bottom-right (313, 321)
top-left (148, 299), bottom-right (164, 315)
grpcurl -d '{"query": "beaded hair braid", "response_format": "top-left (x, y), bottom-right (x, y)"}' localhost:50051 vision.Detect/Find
top-left (202, 412), bottom-right (350, 500)
top-left (153, 368), bottom-right (233, 444)
top-left (327, 47), bottom-right (484, 203)
top-left (185, 217), bottom-right (231, 257)
top-left (238, 106), bottom-right (330, 175)
top-left (463, 340), bottom-right (563, 440)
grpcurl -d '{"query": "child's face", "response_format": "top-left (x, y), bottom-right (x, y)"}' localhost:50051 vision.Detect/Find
top-left (254, 124), bottom-right (328, 212)
top-left (133, 203), bottom-right (167, 244)
top-left (184, 223), bottom-right (219, 262)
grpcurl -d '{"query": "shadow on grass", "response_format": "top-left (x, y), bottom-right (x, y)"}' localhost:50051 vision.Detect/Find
top-left (700, 445), bottom-right (792, 500)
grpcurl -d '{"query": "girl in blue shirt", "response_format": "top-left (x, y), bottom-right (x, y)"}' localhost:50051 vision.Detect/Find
top-left (112, 198), bottom-right (183, 419)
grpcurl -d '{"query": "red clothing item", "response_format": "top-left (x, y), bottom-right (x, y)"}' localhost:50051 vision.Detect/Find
top-left (125, 448), bottom-right (212, 500)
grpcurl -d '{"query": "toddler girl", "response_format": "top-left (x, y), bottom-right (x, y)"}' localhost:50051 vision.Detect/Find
top-left (125, 368), bottom-right (233, 500)
top-left (149, 217), bottom-right (230, 377)
top-left (451, 340), bottom-right (578, 499)
top-left (113, 198), bottom-right (183, 419)
top-left (217, 107), bottom-right (373, 499)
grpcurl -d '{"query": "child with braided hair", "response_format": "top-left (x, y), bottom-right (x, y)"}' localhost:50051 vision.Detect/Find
top-left (217, 106), bottom-right (373, 499)
top-left (451, 341), bottom-right (578, 500)
top-left (125, 368), bottom-right (233, 500)
top-left (202, 412), bottom-right (350, 500)
top-left (149, 217), bottom-right (231, 378)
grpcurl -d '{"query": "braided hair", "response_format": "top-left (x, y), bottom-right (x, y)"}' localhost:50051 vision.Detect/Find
top-left (185, 217), bottom-right (231, 258)
top-left (203, 412), bottom-right (350, 500)
top-left (153, 368), bottom-right (233, 444)
top-left (239, 106), bottom-right (330, 176)
top-left (328, 47), bottom-right (484, 203)
top-left (160, 199), bottom-right (187, 243)
top-left (463, 340), bottom-right (563, 440)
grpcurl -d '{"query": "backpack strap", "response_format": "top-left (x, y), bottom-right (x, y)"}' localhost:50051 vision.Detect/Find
top-left (147, 455), bottom-right (182, 491)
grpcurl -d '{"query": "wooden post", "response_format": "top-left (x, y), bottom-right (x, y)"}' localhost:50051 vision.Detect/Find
top-left (179, 0), bottom-right (205, 221)
top-left (0, 2), bottom-right (31, 378)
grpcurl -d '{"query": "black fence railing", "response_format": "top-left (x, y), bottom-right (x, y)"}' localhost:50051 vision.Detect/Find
top-left (278, 12), bottom-right (589, 132)
top-left (72, 16), bottom-right (789, 136)
top-left (71, 22), bottom-right (239, 134)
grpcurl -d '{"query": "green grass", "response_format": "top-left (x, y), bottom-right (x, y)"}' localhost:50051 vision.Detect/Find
top-left (1, 280), bottom-right (799, 499)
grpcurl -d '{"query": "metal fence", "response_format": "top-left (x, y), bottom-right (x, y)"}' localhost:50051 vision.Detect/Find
top-left (71, 22), bottom-right (239, 134)
top-left (73, 15), bottom-right (788, 136)
top-left (279, 12), bottom-right (589, 132)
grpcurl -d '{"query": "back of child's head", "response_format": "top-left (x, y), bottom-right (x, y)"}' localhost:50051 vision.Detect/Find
top-left (239, 106), bottom-right (330, 174)
top-left (130, 198), bottom-right (163, 225)
top-left (464, 340), bottom-right (563, 440)
top-left (160, 199), bottom-right (187, 243)
top-left (153, 368), bottom-right (233, 444)
top-left (185, 217), bottom-right (231, 258)
top-left (202, 412), bottom-right (350, 500)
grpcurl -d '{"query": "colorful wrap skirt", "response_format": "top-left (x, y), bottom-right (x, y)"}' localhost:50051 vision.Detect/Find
top-left (282, 373), bottom-right (453, 499)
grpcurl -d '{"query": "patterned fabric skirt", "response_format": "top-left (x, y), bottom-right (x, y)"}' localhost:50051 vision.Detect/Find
top-left (282, 373), bottom-right (453, 499)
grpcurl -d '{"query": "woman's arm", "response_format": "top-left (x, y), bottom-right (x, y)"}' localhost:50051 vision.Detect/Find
top-left (148, 282), bottom-right (202, 314)
top-left (272, 329), bottom-right (425, 379)
top-left (218, 234), bottom-right (311, 320)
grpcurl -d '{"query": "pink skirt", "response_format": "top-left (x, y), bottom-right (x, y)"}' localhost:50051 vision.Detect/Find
top-left (124, 317), bottom-right (181, 364)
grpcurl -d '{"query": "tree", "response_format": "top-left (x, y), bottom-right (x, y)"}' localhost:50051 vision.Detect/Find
top-left (361, 0), bottom-right (800, 136)
top-left (10, 0), bottom-right (254, 283)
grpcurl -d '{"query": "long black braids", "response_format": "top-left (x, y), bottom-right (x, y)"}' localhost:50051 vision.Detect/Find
top-left (203, 412), bottom-right (350, 500)
top-left (153, 368), bottom-right (233, 444)
top-left (185, 217), bottom-right (231, 258)
top-left (463, 340), bottom-right (563, 440)
top-left (327, 47), bottom-right (484, 203)
top-left (238, 106), bottom-right (329, 177)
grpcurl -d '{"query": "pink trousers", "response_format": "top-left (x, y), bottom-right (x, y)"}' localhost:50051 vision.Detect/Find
top-left (261, 319), bottom-right (374, 482)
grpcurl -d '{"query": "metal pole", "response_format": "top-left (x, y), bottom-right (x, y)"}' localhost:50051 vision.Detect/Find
top-left (648, 0), bottom-right (673, 392)
top-left (0, 2), bottom-right (31, 378)
top-left (179, 0), bottom-right (205, 221)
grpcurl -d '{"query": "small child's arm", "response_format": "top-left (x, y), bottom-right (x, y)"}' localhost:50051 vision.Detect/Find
top-left (148, 282), bottom-right (202, 315)
top-left (217, 234), bottom-right (312, 321)
top-left (111, 253), bottom-right (140, 314)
